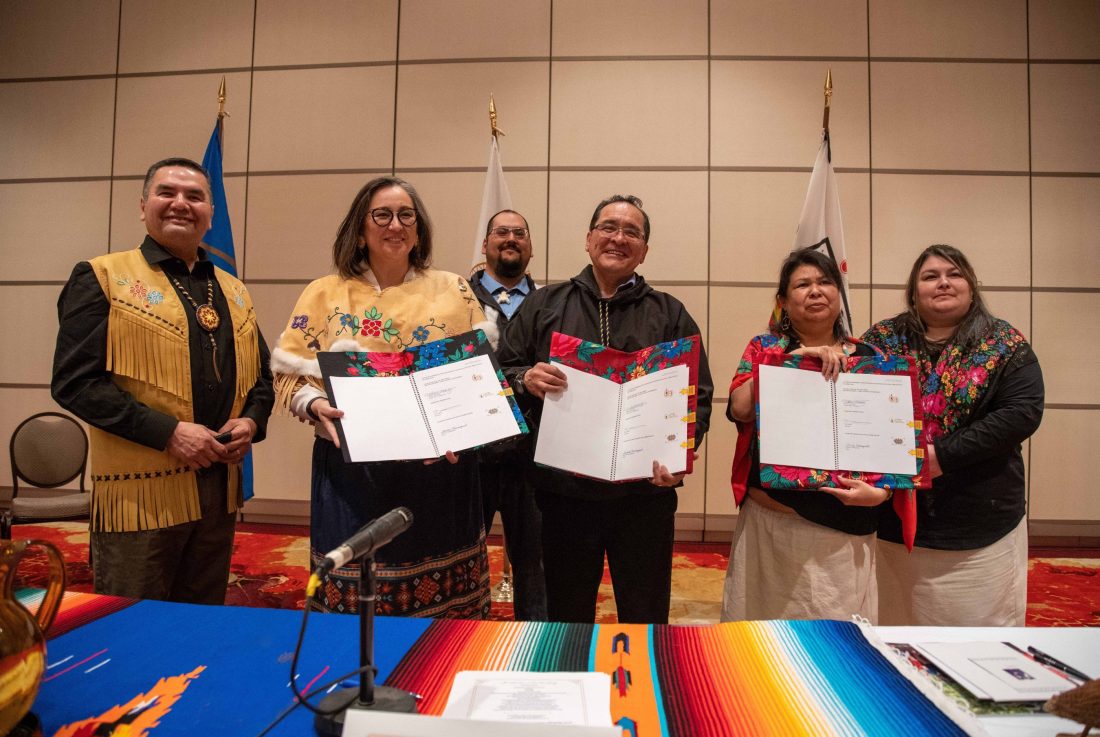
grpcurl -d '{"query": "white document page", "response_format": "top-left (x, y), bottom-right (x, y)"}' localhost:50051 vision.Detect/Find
top-left (914, 642), bottom-right (1076, 702)
top-left (835, 373), bottom-right (917, 475)
top-left (328, 375), bottom-right (436, 461)
top-left (534, 364), bottom-right (619, 481)
top-left (615, 364), bottom-right (689, 480)
top-left (413, 355), bottom-right (522, 454)
top-left (757, 363), bottom-right (837, 471)
top-left (343, 710), bottom-right (621, 737)
top-left (442, 671), bottom-right (612, 726)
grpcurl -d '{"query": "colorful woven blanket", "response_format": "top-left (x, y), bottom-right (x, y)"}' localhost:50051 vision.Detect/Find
top-left (18, 588), bottom-right (134, 639)
top-left (384, 618), bottom-right (982, 737)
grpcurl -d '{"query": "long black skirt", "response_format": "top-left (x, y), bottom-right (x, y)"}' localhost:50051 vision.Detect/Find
top-left (309, 437), bottom-right (489, 618)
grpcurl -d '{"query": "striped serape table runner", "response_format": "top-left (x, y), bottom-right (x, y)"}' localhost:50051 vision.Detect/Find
top-left (18, 588), bottom-right (135, 639)
top-left (384, 618), bottom-right (985, 737)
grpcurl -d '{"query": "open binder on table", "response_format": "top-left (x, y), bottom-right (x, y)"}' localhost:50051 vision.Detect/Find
top-left (319, 329), bottom-right (527, 463)
top-left (534, 333), bottom-right (701, 483)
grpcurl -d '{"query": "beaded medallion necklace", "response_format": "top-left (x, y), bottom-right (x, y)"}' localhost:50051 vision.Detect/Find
top-left (169, 275), bottom-right (222, 382)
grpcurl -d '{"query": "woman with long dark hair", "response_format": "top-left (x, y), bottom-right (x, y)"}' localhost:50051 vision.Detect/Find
top-left (271, 177), bottom-right (495, 617)
top-left (722, 248), bottom-right (895, 622)
top-left (863, 244), bottom-right (1043, 626)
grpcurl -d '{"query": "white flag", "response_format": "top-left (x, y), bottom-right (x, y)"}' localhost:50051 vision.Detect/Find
top-left (471, 135), bottom-right (513, 270)
top-left (794, 131), bottom-right (852, 334)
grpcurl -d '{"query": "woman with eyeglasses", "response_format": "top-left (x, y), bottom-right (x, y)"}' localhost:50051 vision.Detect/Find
top-left (272, 177), bottom-right (496, 617)
top-left (862, 245), bottom-right (1043, 626)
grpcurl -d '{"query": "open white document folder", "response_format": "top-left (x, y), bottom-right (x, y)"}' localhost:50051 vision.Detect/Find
top-left (327, 354), bottom-right (523, 462)
top-left (913, 642), bottom-right (1077, 702)
top-left (757, 363), bottom-right (918, 475)
top-left (443, 671), bottom-right (613, 726)
top-left (535, 363), bottom-right (689, 482)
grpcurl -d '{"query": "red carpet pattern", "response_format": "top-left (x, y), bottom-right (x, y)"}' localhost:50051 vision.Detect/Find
top-left (10, 522), bottom-right (1099, 626)
top-left (1025, 556), bottom-right (1100, 626)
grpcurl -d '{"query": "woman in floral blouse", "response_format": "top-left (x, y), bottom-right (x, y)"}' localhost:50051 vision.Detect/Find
top-left (862, 244), bottom-right (1044, 626)
top-left (271, 177), bottom-right (496, 617)
top-left (723, 248), bottom-right (896, 622)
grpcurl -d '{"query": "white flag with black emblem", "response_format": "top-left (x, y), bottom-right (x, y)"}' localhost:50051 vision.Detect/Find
top-left (794, 130), bottom-right (852, 335)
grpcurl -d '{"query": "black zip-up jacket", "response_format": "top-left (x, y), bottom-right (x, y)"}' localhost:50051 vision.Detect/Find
top-left (498, 265), bottom-right (713, 500)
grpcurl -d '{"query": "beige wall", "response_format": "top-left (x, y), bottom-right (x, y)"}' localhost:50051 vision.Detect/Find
top-left (2, 0), bottom-right (1098, 535)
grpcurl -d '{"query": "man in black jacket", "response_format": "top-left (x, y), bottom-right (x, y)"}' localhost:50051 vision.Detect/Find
top-left (498, 195), bottom-right (712, 623)
top-left (470, 210), bottom-right (546, 620)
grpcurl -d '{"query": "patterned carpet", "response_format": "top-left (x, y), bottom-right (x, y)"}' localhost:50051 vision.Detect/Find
top-left (9, 521), bottom-right (1100, 626)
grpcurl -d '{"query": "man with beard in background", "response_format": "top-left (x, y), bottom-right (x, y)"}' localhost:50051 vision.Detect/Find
top-left (469, 209), bottom-right (547, 620)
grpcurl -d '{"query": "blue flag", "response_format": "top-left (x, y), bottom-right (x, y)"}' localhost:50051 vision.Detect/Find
top-left (201, 120), bottom-right (255, 502)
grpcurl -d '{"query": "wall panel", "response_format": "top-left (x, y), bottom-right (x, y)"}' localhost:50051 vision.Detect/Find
top-left (869, 0), bottom-right (1027, 58)
top-left (871, 62), bottom-right (1029, 172)
top-left (0, 0), bottom-right (119, 79)
top-left (254, 0), bottom-right (398, 66)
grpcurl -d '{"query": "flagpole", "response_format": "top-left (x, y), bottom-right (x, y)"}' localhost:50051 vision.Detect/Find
top-left (489, 92), bottom-right (505, 139)
top-left (471, 94), bottom-right (513, 272)
top-left (216, 76), bottom-right (228, 148)
top-left (486, 93), bottom-right (517, 601)
top-left (203, 76), bottom-right (253, 501)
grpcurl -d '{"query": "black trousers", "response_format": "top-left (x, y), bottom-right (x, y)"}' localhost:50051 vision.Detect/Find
top-left (91, 465), bottom-right (235, 605)
top-left (481, 459), bottom-right (547, 620)
top-left (537, 488), bottom-right (677, 624)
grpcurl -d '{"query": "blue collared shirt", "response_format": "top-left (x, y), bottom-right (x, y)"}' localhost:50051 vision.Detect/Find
top-left (480, 271), bottom-right (532, 319)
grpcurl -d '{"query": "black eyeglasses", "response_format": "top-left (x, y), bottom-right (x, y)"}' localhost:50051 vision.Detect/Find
top-left (593, 222), bottom-right (644, 242)
top-left (489, 226), bottom-right (529, 239)
top-left (369, 208), bottom-right (417, 227)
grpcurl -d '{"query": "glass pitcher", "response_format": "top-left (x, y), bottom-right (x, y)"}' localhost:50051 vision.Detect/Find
top-left (0, 539), bottom-right (66, 734)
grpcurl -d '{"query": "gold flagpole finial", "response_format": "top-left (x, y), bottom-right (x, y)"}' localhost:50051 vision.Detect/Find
top-left (822, 68), bottom-right (832, 132)
top-left (217, 76), bottom-right (229, 120)
top-left (489, 93), bottom-right (504, 138)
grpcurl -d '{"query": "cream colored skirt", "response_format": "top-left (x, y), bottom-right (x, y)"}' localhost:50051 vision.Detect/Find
top-left (876, 517), bottom-right (1028, 626)
top-left (721, 497), bottom-right (877, 623)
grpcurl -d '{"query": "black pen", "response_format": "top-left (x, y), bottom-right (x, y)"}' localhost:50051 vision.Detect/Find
top-left (1027, 646), bottom-right (1092, 683)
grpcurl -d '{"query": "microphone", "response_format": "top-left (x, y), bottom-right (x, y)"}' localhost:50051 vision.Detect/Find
top-left (321, 507), bottom-right (413, 571)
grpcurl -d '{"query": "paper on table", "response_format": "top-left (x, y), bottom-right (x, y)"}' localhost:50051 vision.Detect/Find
top-left (913, 642), bottom-right (1076, 702)
top-left (343, 710), bottom-right (621, 737)
top-left (442, 671), bottom-right (613, 726)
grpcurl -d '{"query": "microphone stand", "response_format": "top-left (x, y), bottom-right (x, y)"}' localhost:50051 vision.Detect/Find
top-left (314, 553), bottom-right (417, 737)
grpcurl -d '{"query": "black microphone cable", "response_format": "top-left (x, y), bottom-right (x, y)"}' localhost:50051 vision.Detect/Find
top-left (253, 568), bottom-right (366, 736)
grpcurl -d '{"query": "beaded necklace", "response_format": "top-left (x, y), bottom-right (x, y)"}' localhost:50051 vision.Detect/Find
top-left (169, 275), bottom-right (222, 382)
